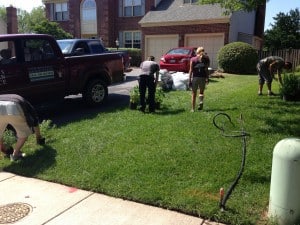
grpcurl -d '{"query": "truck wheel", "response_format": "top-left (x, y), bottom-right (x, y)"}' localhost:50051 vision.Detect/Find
top-left (83, 79), bottom-right (108, 106)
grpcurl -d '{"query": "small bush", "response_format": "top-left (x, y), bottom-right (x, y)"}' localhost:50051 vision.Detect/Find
top-left (217, 42), bottom-right (258, 74)
top-left (108, 48), bottom-right (142, 67)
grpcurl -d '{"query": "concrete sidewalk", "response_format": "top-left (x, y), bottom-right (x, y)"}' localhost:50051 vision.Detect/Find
top-left (0, 172), bottom-right (225, 225)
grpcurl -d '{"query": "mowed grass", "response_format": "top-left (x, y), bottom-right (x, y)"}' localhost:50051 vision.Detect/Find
top-left (1, 73), bottom-right (299, 225)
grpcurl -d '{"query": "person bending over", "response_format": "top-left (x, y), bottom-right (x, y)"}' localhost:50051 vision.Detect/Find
top-left (0, 94), bottom-right (45, 161)
top-left (257, 56), bottom-right (292, 96)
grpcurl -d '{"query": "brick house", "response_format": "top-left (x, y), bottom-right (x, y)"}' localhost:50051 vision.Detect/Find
top-left (42, 0), bottom-right (265, 68)
top-left (0, 7), bottom-right (18, 50)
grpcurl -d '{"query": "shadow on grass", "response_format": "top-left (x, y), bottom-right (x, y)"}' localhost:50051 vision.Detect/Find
top-left (37, 93), bottom-right (130, 127)
top-left (3, 145), bottom-right (57, 177)
top-left (243, 172), bottom-right (270, 184)
top-left (254, 98), bottom-right (300, 136)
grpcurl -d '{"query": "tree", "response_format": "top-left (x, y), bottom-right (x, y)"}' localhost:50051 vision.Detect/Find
top-left (198, 0), bottom-right (268, 14)
top-left (0, 5), bottom-right (72, 39)
top-left (33, 20), bottom-right (73, 39)
top-left (0, 6), bottom-right (6, 22)
top-left (264, 8), bottom-right (300, 50)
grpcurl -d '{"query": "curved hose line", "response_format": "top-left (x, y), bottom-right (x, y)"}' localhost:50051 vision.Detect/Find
top-left (213, 113), bottom-right (250, 211)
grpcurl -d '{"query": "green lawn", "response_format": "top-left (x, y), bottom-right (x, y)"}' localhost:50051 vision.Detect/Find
top-left (1, 73), bottom-right (299, 225)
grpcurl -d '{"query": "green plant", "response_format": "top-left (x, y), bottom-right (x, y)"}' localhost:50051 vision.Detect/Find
top-left (217, 42), bottom-right (258, 74)
top-left (155, 86), bottom-right (165, 104)
top-left (279, 73), bottom-right (300, 101)
top-left (2, 128), bottom-right (17, 148)
top-left (129, 85), bottom-right (140, 103)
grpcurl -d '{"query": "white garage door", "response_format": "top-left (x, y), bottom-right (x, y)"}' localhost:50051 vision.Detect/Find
top-left (185, 33), bottom-right (224, 69)
top-left (145, 35), bottom-right (179, 64)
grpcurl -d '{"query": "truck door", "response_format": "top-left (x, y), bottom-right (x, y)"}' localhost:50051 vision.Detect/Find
top-left (20, 38), bottom-right (66, 103)
top-left (0, 40), bottom-right (28, 97)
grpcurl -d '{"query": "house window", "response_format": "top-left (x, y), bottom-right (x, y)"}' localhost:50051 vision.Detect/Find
top-left (124, 31), bottom-right (141, 48)
top-left (81, 0), bottom-right (97, 36)
top-left (53, 2), bottom-right (69, 21)
top-left (124, 0), bottom-right (142, 17)
top-left (183, 0), bottom-right (197, 3)
top-left (82, 0), bottom-right (96, 21)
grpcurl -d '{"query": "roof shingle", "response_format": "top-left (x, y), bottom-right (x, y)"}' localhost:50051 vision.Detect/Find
top-left (139, 0), bottom-right (229, 26)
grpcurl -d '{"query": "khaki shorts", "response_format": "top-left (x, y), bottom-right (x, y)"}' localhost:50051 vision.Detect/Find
top-left (0, 115), bottom-right (32, 138)
top-left (192, 77), bottom-right (206, 92)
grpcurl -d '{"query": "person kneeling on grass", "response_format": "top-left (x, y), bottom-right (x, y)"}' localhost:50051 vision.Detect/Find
top-left (0, 94), bottom-right (45, 161)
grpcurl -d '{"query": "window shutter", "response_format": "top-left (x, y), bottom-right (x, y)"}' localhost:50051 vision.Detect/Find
top-left (118, 0), bottom-right (123, 17)
top-left (119, 31), bottom-right (123, 47)
top-left (141, 0), bottom-right (145, 15)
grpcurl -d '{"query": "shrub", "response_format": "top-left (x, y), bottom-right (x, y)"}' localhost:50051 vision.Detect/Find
top-left (217, 42), bottom-right (258, 74)
top-left (108, 48), bottom-right (142, 67)
top-left (279, 73), bottom-right (300, 101)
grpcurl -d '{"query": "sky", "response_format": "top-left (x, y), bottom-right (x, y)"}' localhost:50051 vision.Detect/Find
top-left (0, 0), bottom-right (299, 31)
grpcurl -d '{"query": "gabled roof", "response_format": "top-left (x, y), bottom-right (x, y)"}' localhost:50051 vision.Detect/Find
top-left (139, 0), bottom-right (230, 27)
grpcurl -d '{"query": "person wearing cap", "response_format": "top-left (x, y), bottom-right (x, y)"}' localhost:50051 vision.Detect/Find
top-left (139, 56), bottom-right (160, 113)
top-left (0, 94), bottom-right (45, 161)
top-left (257, 56), bottom-right (292, 96)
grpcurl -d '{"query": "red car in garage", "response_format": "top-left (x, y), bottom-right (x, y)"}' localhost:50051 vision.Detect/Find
top-left (159, 47), bottom-right (197, 72)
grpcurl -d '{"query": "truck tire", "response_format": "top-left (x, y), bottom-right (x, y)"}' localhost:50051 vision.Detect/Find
top-left (83, 79), bottom-right (108, 106)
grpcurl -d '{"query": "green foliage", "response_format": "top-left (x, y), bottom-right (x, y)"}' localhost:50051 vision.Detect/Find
top-left (279, 73), bottom-right (300, 101)
top-left (0, 6), bottom-right (6, 22)
top-left (129, 85), bottom-right (165, 104)
top-left (33, 20), bottom-right (73, 39)
top-left (129, 85), bottom-right (140, 103)
top-left (198, 0), bottom-right (268, 15)
top-left (264, 9), bottom-right (300, 50)
top-left (0, 5), bottom-right (72, 38)
top-left (2, 129), bottom-right (17, 148)
top-left (155, 87), bottom-right (165, 103)
top-left (217, 42), bottom-right (258, 74)
top-left (108, 48), bottom-right (141, 67)
top-left (127, 48), bottom-right (142, 67)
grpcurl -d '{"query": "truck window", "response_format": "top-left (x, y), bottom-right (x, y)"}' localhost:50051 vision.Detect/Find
top-left (74, 42), bottom-right (90, 54)
top-left (0, 41), bottom-right (17, 65)
top-left (89, 41), bottom-right (105, 53)
top-left (23, 39), bottom-right (56, 62)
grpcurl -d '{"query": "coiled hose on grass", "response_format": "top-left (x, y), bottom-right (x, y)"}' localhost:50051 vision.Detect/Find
top-left (213, 113), bottom-right (250, 211)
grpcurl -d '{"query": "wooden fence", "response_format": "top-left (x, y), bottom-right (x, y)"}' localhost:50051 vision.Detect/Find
top-left (257, 49), bottom-right (300, 70)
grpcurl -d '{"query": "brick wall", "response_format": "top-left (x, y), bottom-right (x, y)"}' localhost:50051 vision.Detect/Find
top-left (6, 7), bottom-right (18, 34)
top-left (44, 0), bottom-right (157, 46)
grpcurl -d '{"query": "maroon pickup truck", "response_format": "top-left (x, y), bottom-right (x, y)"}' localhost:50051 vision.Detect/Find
top-left (0, 34), bottom-right (124, 106)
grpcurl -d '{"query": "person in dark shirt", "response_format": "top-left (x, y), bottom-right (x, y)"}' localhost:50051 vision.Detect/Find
top-left (139, 56), bottom-right (160, 113)
top-left (189, 47), bottom-right (210, 111)
top-left (257, 56), bottom-right (292, 96)
top-left (0, 94), bottom-right (45, 161)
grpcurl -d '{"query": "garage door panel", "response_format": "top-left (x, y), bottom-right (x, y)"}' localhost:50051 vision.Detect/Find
top-left (185, 34), bottom-right (224, 69)
top-left (145, 35), bottom-right (178, 64)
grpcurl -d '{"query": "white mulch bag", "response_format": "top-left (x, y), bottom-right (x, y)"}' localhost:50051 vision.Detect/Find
top-left (171, 72), bottom-right (189, 90)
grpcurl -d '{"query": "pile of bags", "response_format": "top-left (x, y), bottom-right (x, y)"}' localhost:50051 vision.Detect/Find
top-left (159, 69), bottom-right (189, 91)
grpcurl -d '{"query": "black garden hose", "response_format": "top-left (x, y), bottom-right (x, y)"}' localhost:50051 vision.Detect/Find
top-left (213, 113), bottom-right (250, 211)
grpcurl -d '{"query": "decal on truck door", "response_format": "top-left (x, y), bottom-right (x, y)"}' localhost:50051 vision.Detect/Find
top-left (29, 66), bottom-right (54, 82)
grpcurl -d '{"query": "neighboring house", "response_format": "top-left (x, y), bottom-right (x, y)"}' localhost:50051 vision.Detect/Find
top-left (43, 0), bottom-right (265, 69)
top-left (0, 7), bottom-right (17, 50)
